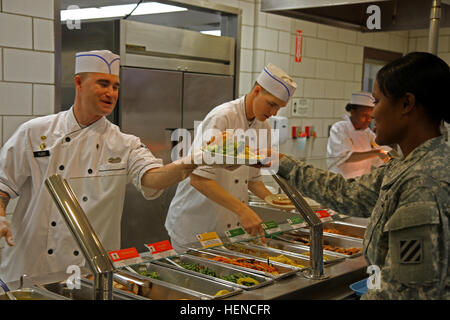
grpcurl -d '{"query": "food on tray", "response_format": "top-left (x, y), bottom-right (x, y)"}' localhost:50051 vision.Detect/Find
top-left (86, 274), bottom-right (139, 295)
top-left (271, 195), bottom-right (292, 206)
top-left (323, 228), bottom-right (363, 239)
top-left (268, 255), bottom-right (305, 268)
top-left (175, 260), bottom-right (260, 287)
top-left (223, 244), bottom-right (304, 268)
top-left (138, 270), bottom-right (160, 279)
top-left (215, 289), bottom-right (230, 296)
top-left (290, 235), bottom-right (362, 255)
top-left (203, 131), bottom-right (261, 160)
top-left (209, 255), bottom-right (279, 275)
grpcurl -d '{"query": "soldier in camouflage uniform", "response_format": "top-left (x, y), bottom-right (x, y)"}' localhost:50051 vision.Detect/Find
top-left (276, 52), bottom-right (449, 299)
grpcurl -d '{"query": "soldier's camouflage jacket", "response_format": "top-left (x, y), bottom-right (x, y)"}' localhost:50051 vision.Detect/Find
top-left (278, 135), bottom-right (449, 299)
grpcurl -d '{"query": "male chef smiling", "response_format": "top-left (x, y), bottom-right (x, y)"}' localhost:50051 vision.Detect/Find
top-left (165, 63), bottom-right (297, 252)
top-left (0, 50), bottom-right (196, 282)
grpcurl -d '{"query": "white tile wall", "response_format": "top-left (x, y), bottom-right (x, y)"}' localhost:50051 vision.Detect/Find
top-left (315, 59), bottom-right (336, 80)
top-left (346, 45), bottom-right (364, 64)
top-left (326, 41), bottom-right (347, 62)
top-left (313, 99), bottom-right (334, 118)
top-left (241, 25), bottom-right (254, 49)
top-left (33, 84), bottom-right (54, 115)
top-left (2, 0), bottom-right (54, 19)
top-left (254, 26), bottom-right (278, 51)
top-left (0, 12), bottom-right (32, 49)
top-left (304, 79), bottom-right (325, 98)
top-left (304, 37), bottom-right (327, 59)
top-left (335, 62), bottom-right (355, 81)
top-left (3, 48), bottom-right (54, 83)
top-left (2, 115), bottom-right (35, 144)
top-left (33, 18), bottom-right (54, 51)
top-left (292, 56), bottom-right (316, 78)
top-left (0, 82), bottom-right (32, 115)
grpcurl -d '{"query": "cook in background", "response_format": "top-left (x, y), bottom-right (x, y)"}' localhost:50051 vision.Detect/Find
top-left (272, 52), bottom-right (449, 299)
top-left (0, 50), bottom-right (197, 282)
top-left (165, 64), bottom-right (297, 253)
top-left (327, 91), bottom-right (390, 179)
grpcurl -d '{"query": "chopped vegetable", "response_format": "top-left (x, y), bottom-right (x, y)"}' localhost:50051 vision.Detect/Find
top-left (139, 270), bottom-right (160, 279)
top-left (215, 289), bottom-right (230, 296)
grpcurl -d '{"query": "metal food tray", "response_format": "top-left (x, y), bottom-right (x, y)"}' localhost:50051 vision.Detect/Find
top-left (153, 254), bottom-right (274, 290)
top-left (302, 221), bottom-right (366, 240)
top-left (120, 261), bottom-right (242, 300)
top-left (43, 277), bottom-right (148, 300)
top-left (258, 238), bottom-right (346, 263)
top-left (216, 242), bottom-right (311, 270)
top-left (279, 230), bottom-right (363, 258)
top-left (0, 286), bottom-right (70, 300)
top-left (187, 248), bottom-right (299, 280)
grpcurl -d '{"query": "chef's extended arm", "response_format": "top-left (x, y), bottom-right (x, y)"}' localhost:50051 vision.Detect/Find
top-left (248, 180), bottom-right (272, 200)
top-left (141, 157), bottom-right (197, 190)
top-left (345, 149), bottom-right (389, 163)
top-left (0, 190), bottom-right (14, 246)
top-left (190, 173), bottom-right (265, 237)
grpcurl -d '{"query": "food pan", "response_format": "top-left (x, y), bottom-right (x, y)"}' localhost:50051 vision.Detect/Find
top-left (0, 286), bottom-right (69, 300)
top-left (259, 238), bottom-right (346, 263)
top-left (121, 261), bottom-right (242, 299)
top-left (303, 221), bottom-right (366, 240)
top-left (187, 248), bottom-right (299, 280)
top-left (216, 242), bottom-right (310, 269)
top-left (279, 230), bottom-right (363, 258)
top-left (153, 254), bottom-right (273, 290)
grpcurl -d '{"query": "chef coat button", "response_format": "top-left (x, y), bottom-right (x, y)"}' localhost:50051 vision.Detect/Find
top-left (237, 222), bottom-right (240, 226)
top-left (73, 250), bottom-right (79, 256)
top-left (96, 144), bottom-right (99, 149)
top-left (65, 137), bottom-right (71, 143)
top-left (48, 249), bottom-right (53, 255)
top-left (227, 224), bottom-right (231, 228)
top-left (59, 165), bottom-right (64, 171)
top-left (51, 221), bottom-right (56, 227)
top-left (82, 196), bottom-right (88, 202)
top-left (234, 179), bottom-right (239, 184)
top-left (88, 169), bottom-right (93, 174)
top-left (245, 180), bottom-right (248, 184)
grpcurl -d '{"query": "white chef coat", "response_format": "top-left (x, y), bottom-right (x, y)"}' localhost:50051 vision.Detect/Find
top-left (326, 115), bottom-right (382, 179)
top-left (165, 96), bottom-right (271, 248)
top-left (0, 107), bottom-right (163, 282)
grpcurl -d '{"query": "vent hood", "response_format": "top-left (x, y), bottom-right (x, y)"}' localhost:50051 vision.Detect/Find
top-left (261, 0), bottom-right (450, 32)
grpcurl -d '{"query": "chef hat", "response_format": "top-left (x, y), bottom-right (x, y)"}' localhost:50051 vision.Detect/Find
top-left (350, 91), bottom-right (375, 107)
top-left (256, 63), bottom-right (297, 102)
top-left (75, 50), bottom-right (120, 76)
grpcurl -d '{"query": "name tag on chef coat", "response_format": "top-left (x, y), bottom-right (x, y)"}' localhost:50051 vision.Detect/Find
top-left (33, 150), bottom-right (50, 157)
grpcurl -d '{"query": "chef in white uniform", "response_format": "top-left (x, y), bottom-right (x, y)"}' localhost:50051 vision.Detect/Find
top-left (0, 50), bottom-right (196, 282)
top-left (165, 64), bottom-right (297, 253)
top-left (326, 91), bottom-right (389, 179)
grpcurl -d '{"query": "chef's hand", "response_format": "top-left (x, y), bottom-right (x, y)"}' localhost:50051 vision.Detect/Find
top-left (374, 149), bottom-right (391, 162)
top-left (239, 208), bottom-right (266, 243)
top-left (0, 216), bottom-right (14, 246)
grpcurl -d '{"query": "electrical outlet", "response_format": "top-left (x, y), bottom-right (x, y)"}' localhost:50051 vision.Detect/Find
top-left (291, 98), bottom-right (312, 117)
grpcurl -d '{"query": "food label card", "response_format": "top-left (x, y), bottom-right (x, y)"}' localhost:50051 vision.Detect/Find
top-left (225, 227), bottom-right (252, 243)
top-left (315, 210), bottom-right (333, 222)
top-left (145, 240), bottom-right (177, 260)
top-left (286, 216), bottom-right (308, 229)
top-left (196, 231), bottom-right (223, 249)
top-left (261, 220), bottom-right (281, 235)
top-left (108, 247), bottom-right (143, 268)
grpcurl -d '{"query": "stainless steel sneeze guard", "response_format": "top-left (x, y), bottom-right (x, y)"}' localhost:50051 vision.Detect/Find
top-left (271, 173), bottom-right (329, 280)
top-left (45, 174), bottom-right (115, 300)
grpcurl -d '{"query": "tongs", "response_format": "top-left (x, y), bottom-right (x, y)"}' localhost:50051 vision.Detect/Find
top-left (0, 277), bottom-right (17, 300)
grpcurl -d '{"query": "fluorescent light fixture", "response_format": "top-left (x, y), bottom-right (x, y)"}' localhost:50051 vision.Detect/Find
top-left (61, 2), bottom-right (187, 21)
top-left (200, 30), bottom-right (221, 36)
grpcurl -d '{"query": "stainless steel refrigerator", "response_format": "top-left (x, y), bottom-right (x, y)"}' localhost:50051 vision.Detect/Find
top-left (61, 18), bottom-right (237, 251)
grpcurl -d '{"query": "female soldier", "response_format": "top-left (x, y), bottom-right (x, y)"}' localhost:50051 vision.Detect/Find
top-left (275, 52), bottom-right (449, 299)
